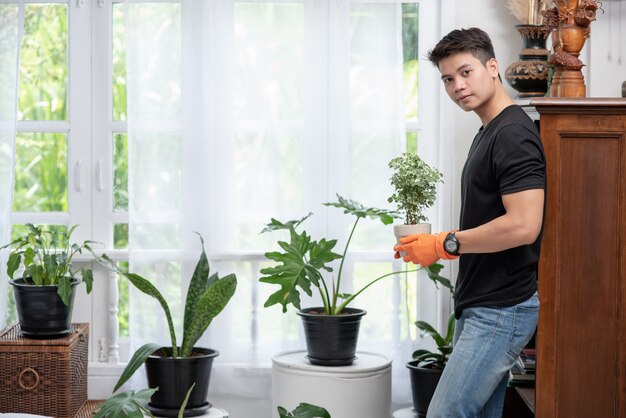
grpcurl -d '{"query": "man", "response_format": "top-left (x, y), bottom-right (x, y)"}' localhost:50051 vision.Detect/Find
top-left (393, 28), bottom-right (545, 418)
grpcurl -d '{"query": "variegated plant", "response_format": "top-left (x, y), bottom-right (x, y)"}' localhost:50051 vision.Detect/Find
top-left (99, 234), bottom-right (237, 392)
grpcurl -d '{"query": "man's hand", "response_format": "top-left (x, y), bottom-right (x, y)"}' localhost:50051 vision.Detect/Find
top-left (393, 231), bottom-right (459, 267)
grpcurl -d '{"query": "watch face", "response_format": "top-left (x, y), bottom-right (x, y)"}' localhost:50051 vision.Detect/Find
top-left (445, 240), bottom-right (457, 252)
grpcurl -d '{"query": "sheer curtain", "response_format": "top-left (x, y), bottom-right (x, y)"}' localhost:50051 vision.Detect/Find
top-left (126, 0), bottom-right (411, 414)
top-left (0, 1), bottom-right (22, 329)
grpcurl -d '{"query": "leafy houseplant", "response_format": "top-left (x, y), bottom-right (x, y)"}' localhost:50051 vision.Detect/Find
top-left (0, 224), bottom-right (97, 337)
top-left (278, 403), bottom-right (331, 418)
top-left (94, 384), bottom-right (195, 418)
top-left (406, 263), bottom-right (455, 418)
top-left (99, 234), bottom-right (237, 417)
top-left (260, 195), bottom-right (450, 366)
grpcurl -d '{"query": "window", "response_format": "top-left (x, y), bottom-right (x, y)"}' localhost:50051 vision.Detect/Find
top-left (4, 1), bottom-right (442, 386)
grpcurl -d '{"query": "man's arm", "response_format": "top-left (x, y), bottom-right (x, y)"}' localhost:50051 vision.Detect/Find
top-left (455, 188), bottom-right (544, 254)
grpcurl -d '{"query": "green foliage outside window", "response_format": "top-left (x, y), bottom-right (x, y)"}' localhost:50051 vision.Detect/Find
top-left (18, 4), bottom-right (67, 121)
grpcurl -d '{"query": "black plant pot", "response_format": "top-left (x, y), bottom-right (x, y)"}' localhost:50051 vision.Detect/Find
top-left (11, 278), bottom-right (78, 338)
top-left (145, 347), bottom-right (219, 417)
top-left (407, 360), bottom-right (443, 418)
top-left (297, 307), bottom-right (366, 366)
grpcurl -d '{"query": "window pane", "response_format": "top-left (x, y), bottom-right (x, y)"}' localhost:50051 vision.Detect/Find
top-left (18, 4), bottom-right (68, 121)
top-left (113, 133), bottom-right (128, 211)
top-left (10, 223), bottom-right (68, 245)
top-left (112, 3), bottom-right (127, 121)
top-left (234, 3), bottom-right (304, 120)
top-left (117, 261), bottom-right (129, 338)
top-left (13, 132), bottom-right (68, 212)
top-left (402, 3), bottom-right (419, 121)
top-left (406, 131), bottom-right (417, 154)
top-left (114, 223), bottom-right (128, 249)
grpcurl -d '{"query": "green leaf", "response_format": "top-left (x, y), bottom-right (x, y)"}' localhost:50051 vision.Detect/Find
top-left (181, 273), bottom-right (237, 357)
top-left (57, 276), bottom-right (72, 306)
top-left (415, 320), bottom-right (447, 348)
top-left (323, 194), bottom-right (400, 225)
top-left (94, 388), bottom-right (158, 418)
top-left (178, 383), bottom-right (196, 418)
top-left (261, 213), bottom-right (313, 234)
top-left (259, 228), bottom-right (340, 313)
top-left (183, 234), bottom-right (210, 340)
top-left (290, 403), bottom-right (332, 418)
top-left (82, 269), bottom-right (93, 294)
top-left (7, 253), bottom-right (21, 279)
top-left (113, 343), bottom-right (162, 392)
top-left (425, 263), bottom-right (454, 292)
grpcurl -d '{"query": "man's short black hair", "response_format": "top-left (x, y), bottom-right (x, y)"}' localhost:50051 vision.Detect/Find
top-left (428, 27), bottom-right (497, 67)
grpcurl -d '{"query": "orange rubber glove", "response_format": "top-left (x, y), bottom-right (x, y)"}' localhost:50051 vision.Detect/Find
top-left (393, 231), bottom-right (459, 267)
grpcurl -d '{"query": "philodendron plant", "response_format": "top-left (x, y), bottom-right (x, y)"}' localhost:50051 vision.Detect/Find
top-left (260, 194), bottom-right (451, 315)
top-left (95, 384), bottom-right (195, 418)
top-left (388, 153), bottom-right (443, 225)
top-left (0, 224), bottom-right (97, 305)
top-left (98, 234), bottom-right (237, 391)
top-left (278, 403), bottom-right (331, 418)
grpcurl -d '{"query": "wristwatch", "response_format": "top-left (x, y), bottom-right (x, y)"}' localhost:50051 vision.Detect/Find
top-left (443, 232), bottom-right (460, 256)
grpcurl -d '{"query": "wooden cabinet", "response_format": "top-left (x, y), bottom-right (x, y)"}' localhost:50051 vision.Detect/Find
top-left (531, 98), bottom-right (626, 418)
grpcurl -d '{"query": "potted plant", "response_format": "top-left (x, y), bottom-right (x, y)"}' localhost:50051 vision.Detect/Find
top-left (0, 224), bottom-right (97, 338)
top-left (98, 233), bottom-right (237, 417)
top-left (406, 263), bottom-right (454, 418)
top-left (260, 194), bottom-right (450, 366)
top-left (95, 385), bottom-right (195, 418)
top-left (388, 153), bottom-right (443, 248)
top-left (278, 403), bottom-right (331, 418)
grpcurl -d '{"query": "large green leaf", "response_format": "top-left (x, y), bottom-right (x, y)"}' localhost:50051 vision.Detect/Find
top-left (415, 320), bottom-right (446, 347)
top-left (183, 234), bottom-right (210, 338)
top-left (57, 276), bottom-right (72, 306)
top-left (425, 263), bottom-right (454, 291)
top-left (6, 253), bottom-right (20, 279)
top-left (113, 343), bottom-right (161, 392)
top-left (323, 194), bottom-right (400, 225)
top-left (259, 229), bottom-right (340, 313)
top-left (261, 213), bottom-right (313, 234)
top-left (181, 273), bottom-right (237, 357)
top-left (94, 387), bottom-right (157, 418)
top-left (278, 403), bottom-right (332, 418)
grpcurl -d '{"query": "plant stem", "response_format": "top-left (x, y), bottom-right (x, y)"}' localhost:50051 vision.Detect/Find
top-left (334, 268), bottom-right (420, 314)
top-left (319, 280), bottom-right (331, 314)
top-left (333, 217), bottom-right (360, 310)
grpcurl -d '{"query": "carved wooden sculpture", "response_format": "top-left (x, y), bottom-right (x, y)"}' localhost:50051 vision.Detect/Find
top-left (544, 0), bottom-right (602, 97)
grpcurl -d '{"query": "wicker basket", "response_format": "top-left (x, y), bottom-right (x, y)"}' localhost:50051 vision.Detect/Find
top-left (0, 323), bottom-right (89, 418)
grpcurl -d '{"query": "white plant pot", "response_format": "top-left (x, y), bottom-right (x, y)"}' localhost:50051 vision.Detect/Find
top-left (393, 224), bottom-right (431, 258)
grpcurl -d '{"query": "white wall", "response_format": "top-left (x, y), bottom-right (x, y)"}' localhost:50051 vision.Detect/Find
top-left (443, 0), bottom-right (626, 228)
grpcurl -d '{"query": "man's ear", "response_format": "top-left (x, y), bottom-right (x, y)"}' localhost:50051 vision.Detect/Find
top-left (487, 58), bottom-right (499, 78)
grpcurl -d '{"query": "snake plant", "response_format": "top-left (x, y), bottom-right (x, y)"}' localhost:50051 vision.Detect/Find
top-left (99, 234), bottom-right (237, 392)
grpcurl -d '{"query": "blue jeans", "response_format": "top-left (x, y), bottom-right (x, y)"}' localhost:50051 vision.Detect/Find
top-left (427, 291), bottom-right (539, 418)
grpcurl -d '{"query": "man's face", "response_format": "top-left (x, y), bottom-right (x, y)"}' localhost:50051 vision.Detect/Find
top-left (437, 52), bottom-right (499, 112)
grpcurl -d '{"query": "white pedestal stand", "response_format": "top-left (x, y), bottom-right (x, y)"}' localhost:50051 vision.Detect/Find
top-left (143, 407), bottom-right (228, 417)
top-left (392, 406), bottom-right (417, 417)
top-left (272, 350), bottom-right (392, 418)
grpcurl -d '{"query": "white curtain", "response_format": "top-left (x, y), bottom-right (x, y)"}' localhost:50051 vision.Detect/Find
top-left (126, 0), bottom-right (409, 415)
top-left (0, 1), bottom-right (22, 329)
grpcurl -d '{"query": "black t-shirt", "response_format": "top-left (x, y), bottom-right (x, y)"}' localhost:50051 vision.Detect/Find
top-left (455, 104), bottom-right (546, 319)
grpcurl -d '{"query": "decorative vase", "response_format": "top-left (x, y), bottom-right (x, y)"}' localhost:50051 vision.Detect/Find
top-left (145, 347), bottom-right (219, 417)
top-left (505, 25), bottom-right (550, 98)
top-left (297, 307), bottom-right (366, 366)
top-left (393, 223), bottom-right (431, 258)
top-left (11, 278), bottom-right (78, 338)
